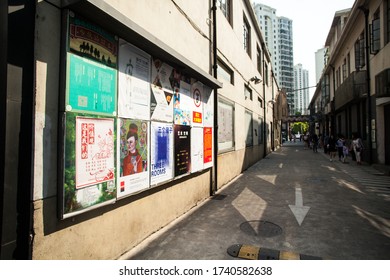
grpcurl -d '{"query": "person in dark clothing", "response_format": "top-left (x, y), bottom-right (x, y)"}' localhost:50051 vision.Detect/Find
top-left (327, 135), bottom-right (337, 161)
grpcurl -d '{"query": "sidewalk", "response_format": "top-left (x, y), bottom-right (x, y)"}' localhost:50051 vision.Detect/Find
top-left (120, 141), bottom-right (390, 260)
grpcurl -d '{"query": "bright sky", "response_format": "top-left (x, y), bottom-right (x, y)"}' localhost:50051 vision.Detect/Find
top-left (253, 0), bottom-right (356, 98)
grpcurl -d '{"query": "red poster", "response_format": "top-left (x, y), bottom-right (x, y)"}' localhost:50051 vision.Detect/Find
top-left (204, 127), bottom-right (212, 164)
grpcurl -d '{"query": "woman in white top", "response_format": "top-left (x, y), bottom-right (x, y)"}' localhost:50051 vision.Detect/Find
top-left (352, 133), bottom-right (364, 165)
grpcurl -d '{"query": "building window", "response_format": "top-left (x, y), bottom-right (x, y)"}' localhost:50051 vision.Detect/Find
top-left (217, 59), bottom-right (234, 85)
top-left (258, 117), bottom-right (264, 144)
top-left (243, 15), bottom-right (251, 56)
top-left (258, 96), bottom-right (263, 108)
top-left (387, 0), bottom-right (390, 43)
top-left (244, 85), bottom-right (252, 100)
top-left (218, 98), bottom-right (235, 152)
top-left (217, 0), bottom-right (231, 25)
top-left (245, 110), bottom-right (253, 146)
top-left (355, 33), bottom-right (365, 71)
top-left (371, 10), bottom-right (380, 54)
top-left (342, 59), bottom-right (347, 82)
top-left (257, 45), bottom-right (262, 74)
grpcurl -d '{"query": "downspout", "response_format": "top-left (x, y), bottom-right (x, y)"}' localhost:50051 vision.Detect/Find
top-left (330, 64), bottom-right (336, 135)
top-left (271, 71), bottom-right (275, 151)
top-left (361, 6), bottom-right (372, 164)
top-left (211, 0), bottom-right (218, 195)
top-left (262, 43), bottom-right (267, 158)
top-left (0, 0), bottom-right (8, 258)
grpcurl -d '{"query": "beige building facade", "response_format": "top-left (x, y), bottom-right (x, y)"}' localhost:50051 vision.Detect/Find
top-left (310, 0), bottom-right (390, 166)
top-left (1, 0), bottom-right (280, 259)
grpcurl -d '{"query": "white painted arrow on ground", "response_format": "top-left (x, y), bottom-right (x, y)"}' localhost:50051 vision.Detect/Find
top-left (289, 187), bottom-right (310, 226)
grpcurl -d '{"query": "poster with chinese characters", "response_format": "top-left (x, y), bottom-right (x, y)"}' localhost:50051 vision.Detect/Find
top-left (117, 118), bottom-right (149, 198)
top-left (75, 116), bottom-right (115, 188)
top-left (191, 127), bottom-right (203, 173)
top-left (118, 39), bottom-right (151, 120)
top-left (68, 13), bottom-right (118, 68)
top-left (62, 113), bottom-right (116, 219)
top-left (203, 127), bottom-right (213, 168)
top-left (150, 122), bottom-right (174, 185)
top-left (174, 125), bottom-right (191, 177)
top-left (191, 81), bottom-right (204, 127)
top-left (66, 53), bottom-right (117, 116)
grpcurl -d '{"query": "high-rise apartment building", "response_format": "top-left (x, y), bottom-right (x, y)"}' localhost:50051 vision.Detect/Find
top-left (294, 63), bottom-right (310, 115)
top-left (253, 3), bottom-right (294, 112)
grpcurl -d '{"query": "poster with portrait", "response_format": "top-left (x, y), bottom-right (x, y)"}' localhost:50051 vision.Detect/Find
top-left (62, 113), bottom-right (116, 219)
top-left (117, 118), bottom-right (149, 198)
top-left (173, 81), bottom-right (192, 126)
top-left (174, 125), bottom-right (191, 177)
top-left (191, 81), bottom-right (204, 127)
top-left (203, 86), bottom-right (214, 127)
top-left (203, 127), bottom-right (213, 168)
top-left (150, 122), bottom-right (174, 185)
top-left (191, 127), bottom-right (203, 173)
top-left (66, 53), bottom-right (117, 116)
top-left (118, 40), bottom-right (151, 120)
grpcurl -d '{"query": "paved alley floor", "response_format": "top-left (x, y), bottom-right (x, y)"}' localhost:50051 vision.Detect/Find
top-left (120, 141), bottom-right (390, 260)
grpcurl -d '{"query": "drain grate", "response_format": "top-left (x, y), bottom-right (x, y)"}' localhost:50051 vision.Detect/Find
top-left (240, 220), bottom-right (282, 237)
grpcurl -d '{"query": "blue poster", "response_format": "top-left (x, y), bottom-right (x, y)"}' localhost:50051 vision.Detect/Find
top-left (66, 53), bottom-right (117, 116)
top-left (150, 122), bottom-right (174, 185)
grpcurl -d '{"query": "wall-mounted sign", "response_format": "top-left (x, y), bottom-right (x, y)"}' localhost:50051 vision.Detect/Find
top-left (150, 122), bottom-right (174, 185)
top-left (118, 40), bottom-right (151, 120)
top-left (69, 14), bottom-right (118, 68)
top-left (174, 125), bottom-right (191, 177)
top-left (117, 118), bottom-right (149, 198)
top-left (66, 53), bottom-right (117, 116)
top-left (62, 113), bottom-right (116, 219)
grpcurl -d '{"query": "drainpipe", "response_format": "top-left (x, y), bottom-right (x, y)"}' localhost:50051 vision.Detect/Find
top-left (211, 0), bottom-right (218, 195)
top-left (330, 64), bottom-right (336, 135)
top-left (361, 6), bottom-right (372, 164)
top-left (262, 43), bottom-right (267, 158)
top-left (0, 0), bottom-right (7, 258)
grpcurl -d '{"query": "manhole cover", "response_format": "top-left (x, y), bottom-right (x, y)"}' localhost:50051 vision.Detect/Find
top-left (240, 220), bottom-right (282, 237)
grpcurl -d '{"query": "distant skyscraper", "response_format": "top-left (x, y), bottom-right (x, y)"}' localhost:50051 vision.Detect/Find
top-left (315, 47), bottom-right (328, 84)
top-left (294, 64), bottom-right (309, 115)
top-left (253, 3), bottom-right (294, 112)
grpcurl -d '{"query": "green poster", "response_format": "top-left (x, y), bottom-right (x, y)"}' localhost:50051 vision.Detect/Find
top-left (66, 53), bottom-right (117, 116)
top-left (62, 112), bottom-right (116, 219)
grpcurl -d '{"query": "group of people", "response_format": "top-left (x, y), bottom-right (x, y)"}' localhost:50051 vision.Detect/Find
top-left (322, 133), bottom-right (364, 164)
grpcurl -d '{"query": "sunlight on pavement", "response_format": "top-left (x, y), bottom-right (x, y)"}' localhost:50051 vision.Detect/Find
top-left (335, 178), bottom-right (365, 194)
top-left (256, 174), bottom-right (277, 186)
top-left (232, 187), bottom-right (267, 222)
top-left (353, 205), bottom-right (390, 238)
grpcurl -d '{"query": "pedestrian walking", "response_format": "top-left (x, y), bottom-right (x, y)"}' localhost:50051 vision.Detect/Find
top-left (336, 134), bottom-right (345, 161)
top-left (352, 132), bottom-right (364, 165)
top-left (342, 141), bottom-right (349, 163)
top-left (323, 134), bottom-right (329, 154)
top-left (312, 133), bottom-right (319, 153)
top-left (327, 134), bottom-right (337, 162)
